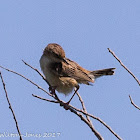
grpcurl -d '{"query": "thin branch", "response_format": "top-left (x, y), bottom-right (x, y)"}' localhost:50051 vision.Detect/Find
top-left (76, 92), bottom-right (91, 122)
top-left (32, 94), bottom-right (103, 140)
top-left (0, 72), bottom-right (22, 140)
top-left (32, 93), bottom-right (121, 140)
top-left (0, 65), bottom-right (52, 97)
top-left (22, 60), bottom-right (51, 87)
top-left (70, 105), bottom-right (122, 140)
top-left (76, 92), bottom-right (122, 139)
top-left (129, 95), bottom-right (140, 110)
top-left (108, 48), bottom-right (140, 86)
top-left (32, 94), bottom-right (59, 103)
top-left (76, 92), bottom-right (103, 139)
top-left (22, 60), bottom-right (61, 101)
top-left (69, 108), bottom-right (104, 140)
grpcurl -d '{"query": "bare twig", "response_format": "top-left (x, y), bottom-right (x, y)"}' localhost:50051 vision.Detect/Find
top-left (76, 92), bottom-right (121, 139)
top-left (108, 48), bottom-right (140, 86)
top-left (0, 65), bottom-right (52, 97)
top-left (32, 94), bottom-right (103, 140)
top-left (32, 93), bottom-right (122, 140)
top-left (77, 92), bottom-right (104, 139)
top-left (129, 95), bottom-right (140, 110)
top-left (0, 72), bottom-right (23, 140)
top-left (70, 105), bottom-right (122, 140)
top-left (76, 92), bottom-right (91, 122)
top-left (22, 60), bottom-right (51, 87)
top-left (69, 109), bottom-right (103, 140)
top-left (32, 94), bottom-right (59, 103)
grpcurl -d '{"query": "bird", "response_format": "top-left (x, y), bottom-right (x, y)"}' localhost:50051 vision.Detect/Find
top-left (40, 43), bottom-right (115, 104)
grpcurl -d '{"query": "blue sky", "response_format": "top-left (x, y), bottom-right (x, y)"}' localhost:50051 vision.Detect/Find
top-left (0, 0), bottom-right (140, 140)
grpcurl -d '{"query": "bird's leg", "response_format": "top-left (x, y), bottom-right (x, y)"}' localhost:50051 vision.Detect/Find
top-left (67, 85), bottom-right (80, 104)
top-left (49, 86), bottom-right (60, 101)
top-left (49, 86), bottom-right (56, 94)
top-left (63, 85), bottom-right (79, 110)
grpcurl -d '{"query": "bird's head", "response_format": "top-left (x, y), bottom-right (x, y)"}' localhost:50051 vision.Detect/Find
top-left (43, 43), bottom-right (66, 63)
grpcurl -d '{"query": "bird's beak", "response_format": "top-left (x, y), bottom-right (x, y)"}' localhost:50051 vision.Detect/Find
top-left (63, 58), bottom-right (69, 64)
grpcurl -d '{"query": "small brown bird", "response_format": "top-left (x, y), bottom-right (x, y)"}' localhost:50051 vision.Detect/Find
top-left (40, 43), bottom-right (115, 103)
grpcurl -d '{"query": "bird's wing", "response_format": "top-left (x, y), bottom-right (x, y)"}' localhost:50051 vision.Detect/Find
top-left (52, 58), bottom-right (94, 84)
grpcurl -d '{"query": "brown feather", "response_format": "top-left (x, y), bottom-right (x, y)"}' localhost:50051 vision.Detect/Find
top-left (50, 58), bottom-right (94, 85)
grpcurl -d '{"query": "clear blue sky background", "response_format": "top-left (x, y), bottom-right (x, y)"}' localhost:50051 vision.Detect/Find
top-left (0, 1), bottom-right (140, 140)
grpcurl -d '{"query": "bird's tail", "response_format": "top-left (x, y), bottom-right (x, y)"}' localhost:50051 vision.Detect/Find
top-left (90, 68), bottom-right (115, 79)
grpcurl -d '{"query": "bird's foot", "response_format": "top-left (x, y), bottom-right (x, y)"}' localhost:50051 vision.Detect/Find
top-left (49, 86), bottom-right (57, 95)
top-left (63, 102), bottom-right (69, 110)
top-left (49, 86), bottom-right (60, 101)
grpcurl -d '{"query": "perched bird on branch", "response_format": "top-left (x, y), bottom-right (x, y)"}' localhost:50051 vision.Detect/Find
top-left (40, 43), bottom-right (115, 104)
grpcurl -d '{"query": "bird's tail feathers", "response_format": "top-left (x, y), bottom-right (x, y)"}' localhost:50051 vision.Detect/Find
top-left (90, 68), bottom-right (115, 79)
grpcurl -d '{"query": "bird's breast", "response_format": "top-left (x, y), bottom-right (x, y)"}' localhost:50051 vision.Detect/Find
top-left (40, 55), bottom-right (77, 95)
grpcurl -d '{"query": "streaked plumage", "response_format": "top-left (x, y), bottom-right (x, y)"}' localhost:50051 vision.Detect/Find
top-left (40, 43), bottom-right (115, 95)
